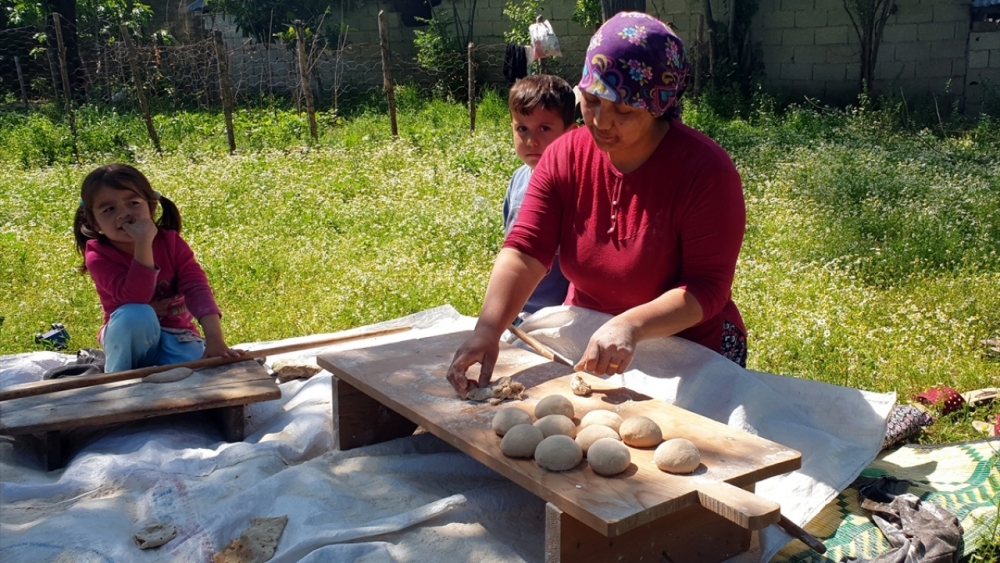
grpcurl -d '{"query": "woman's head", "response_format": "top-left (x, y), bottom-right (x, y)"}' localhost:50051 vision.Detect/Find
top-left (578, 12), bottom-right (689, 120)
top-left (74, 164), bottom-right (182, 266)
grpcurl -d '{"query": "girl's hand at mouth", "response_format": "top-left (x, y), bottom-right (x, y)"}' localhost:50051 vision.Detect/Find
top-left (121, 217), bottom-right (158, 246)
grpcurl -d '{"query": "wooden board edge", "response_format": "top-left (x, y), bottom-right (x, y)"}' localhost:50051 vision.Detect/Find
top-left (0, 388), bottom-right (281, 436)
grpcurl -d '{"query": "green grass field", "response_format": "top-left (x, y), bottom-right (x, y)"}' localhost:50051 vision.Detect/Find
top-left (1, 91), bottom-right (998, 449)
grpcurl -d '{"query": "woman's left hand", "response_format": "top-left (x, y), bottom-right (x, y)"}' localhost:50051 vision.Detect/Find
top-left (203, 341), bottom-right (246, 360)
top-left (574, 317), bottom-right (638, 376)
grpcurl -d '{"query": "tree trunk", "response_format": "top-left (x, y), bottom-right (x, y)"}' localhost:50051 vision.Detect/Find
top-left (601, 0), bottom-right (647, 21)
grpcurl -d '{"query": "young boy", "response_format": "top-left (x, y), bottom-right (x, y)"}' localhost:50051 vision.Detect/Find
top-left (503, 75), bottom-right (576, 316)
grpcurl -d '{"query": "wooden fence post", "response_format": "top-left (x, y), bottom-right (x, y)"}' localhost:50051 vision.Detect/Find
top-left (535, 16), bottom-right (546, 75)
top-left (694, 15), bottom-right (703, 96)
top-left (120, 24), bottom-right (161, 154)
top-left (294, 20), bottom-right (318, 141)
top-left (468, 42), bottom-right (476, 133)
top-left (377, 10), bottom-right (398, 138)
top-left (52, 13), bottom-right (77, 157)
top-left (14, 56), bottom-right (29, 110)
top-left (213, 30), bottom-right (236, 155)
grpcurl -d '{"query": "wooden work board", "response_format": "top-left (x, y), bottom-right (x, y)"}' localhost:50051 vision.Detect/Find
top-left (0, 360), bottom-right (280, 469)
top-left (317, 330), bottom-right (802, 550)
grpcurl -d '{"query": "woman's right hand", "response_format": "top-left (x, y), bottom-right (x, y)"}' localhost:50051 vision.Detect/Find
top-left (446, 330), bottom-right (500, 396)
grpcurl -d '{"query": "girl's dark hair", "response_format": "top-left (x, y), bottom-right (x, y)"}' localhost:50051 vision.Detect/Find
top-left (74, 163), bottom-right (183, 272)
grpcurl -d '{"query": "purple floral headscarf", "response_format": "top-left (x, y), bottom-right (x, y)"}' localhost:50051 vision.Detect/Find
top-left (578, 12), bottom-right (690, 119)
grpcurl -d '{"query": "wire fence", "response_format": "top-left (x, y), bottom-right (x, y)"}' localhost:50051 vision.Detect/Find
top-left (0, 12), bottom-right (583, 152)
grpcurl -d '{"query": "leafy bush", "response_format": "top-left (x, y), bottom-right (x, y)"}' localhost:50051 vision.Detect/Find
top-left (413, 13), bottom-right (467, 100)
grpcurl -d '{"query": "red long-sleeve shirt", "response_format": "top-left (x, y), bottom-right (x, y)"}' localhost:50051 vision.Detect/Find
top-left (503, 123), bottom-right (746, 354)
top-left (85, 229), bottom-right (221, 339)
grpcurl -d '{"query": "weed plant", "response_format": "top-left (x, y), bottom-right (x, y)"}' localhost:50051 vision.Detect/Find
top-left (1, 91), bottom-right (998, 447)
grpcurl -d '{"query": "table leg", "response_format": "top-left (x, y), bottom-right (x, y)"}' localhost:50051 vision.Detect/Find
top-left (38, 431), bottom-right (65, 471)
top-left (545, 501), bottom-right (750, 563)
top-left (333, 377), bottom-right (417, 450)
top-left (216, 405), bottom-right (245, 442)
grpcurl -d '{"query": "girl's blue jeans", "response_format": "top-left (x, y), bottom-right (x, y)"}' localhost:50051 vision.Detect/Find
top-left (101, 304), bottom-right (205, 372)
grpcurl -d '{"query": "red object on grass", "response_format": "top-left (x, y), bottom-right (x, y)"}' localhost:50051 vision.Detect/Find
top-left (914, 386), bottom-right (966, 415)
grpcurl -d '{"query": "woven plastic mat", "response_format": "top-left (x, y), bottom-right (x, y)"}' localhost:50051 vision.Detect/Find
top-left (773, 438), bottom-right (999, 562)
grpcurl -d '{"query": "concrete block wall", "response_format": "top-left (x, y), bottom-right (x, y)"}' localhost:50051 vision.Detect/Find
top-left (966, 29), bottom-right (1000, 114)
top-left (203, 0), bottom-right (997, 114)
top-left (325, 0), bottom-right (701, 82)
top-left (752, 0), bottom-right (973, 108)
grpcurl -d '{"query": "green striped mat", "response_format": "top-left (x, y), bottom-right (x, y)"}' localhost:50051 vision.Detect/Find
top-left (773, 439), bottom-right (999, 562)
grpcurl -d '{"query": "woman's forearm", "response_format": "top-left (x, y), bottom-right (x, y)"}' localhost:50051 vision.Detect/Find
top-left (475, 248), bottom-right (547, 337)
top-left (615, 288), bottom-right (704, 342)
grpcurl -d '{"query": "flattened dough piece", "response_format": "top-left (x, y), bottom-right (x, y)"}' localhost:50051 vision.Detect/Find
top-left (134, 522), bottom-right (177, 550)
top-left (142, 367), bottom-right (193, 383)
top-left (535, 435), bottom-right (583, 471)
top-left (214, 515), bottom-right (288, 563)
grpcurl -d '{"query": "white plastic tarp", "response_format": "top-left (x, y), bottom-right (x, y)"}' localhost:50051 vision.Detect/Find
top-left (0, 305), bottom-right (894, 562)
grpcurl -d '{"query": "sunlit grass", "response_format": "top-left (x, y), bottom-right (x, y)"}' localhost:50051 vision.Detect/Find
top-left (1, 93), bottom-right (998, 445)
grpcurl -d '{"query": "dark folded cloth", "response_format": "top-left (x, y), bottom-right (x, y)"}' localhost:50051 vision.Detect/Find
top-left (43, 348), bottom-right (106, 380)
top-left (844, 476), bottom-right (963, 563)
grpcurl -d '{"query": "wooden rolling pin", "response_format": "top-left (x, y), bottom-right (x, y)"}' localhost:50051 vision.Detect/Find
top-left (507, 324), bottom-right (575, 367)
top-left (0, 325), bottom-right (412, 402)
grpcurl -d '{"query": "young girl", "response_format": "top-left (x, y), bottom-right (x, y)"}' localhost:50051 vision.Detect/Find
top-left (73, 164), bottom-right (244, 373)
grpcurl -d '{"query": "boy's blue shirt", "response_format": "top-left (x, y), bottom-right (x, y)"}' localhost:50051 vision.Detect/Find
top-left (502, 164), bottom-right (570, 314)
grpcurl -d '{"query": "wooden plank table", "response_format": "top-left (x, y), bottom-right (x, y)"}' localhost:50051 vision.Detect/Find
top-left (0, 360), bottom-right (280, 470)
top-left (317, 331), bottom-right (802, 563)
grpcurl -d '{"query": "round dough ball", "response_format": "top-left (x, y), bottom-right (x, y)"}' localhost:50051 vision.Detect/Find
top-left (580, 410), bottom-right (624, 433)
top-left (588, 438), bottom-right (631, 476)
top-left (500, 424), bottom-right (545, 458)
top-left (535, 395), bottom-right (575, 419)
top-left (492, 408), bottom-right (532, 436)
top-left (619, 416), bottom-right (663, 448)
top-left (654, 438), bottom-right (701, 474)
top-left (575, 424), bottom-right (621, 454)
top-left (534, 414), bottom-right (577, 438)
top-left (535, 435), bottom-right (583, 471)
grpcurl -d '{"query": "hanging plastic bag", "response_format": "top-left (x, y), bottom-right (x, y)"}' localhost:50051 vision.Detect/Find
top-left (529, 19), bottom-right (562, 60)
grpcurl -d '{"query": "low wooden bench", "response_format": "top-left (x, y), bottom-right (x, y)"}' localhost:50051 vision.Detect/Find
top-left (318, 330), bottom-right (802, 563)
top-left (0, 360), bottom-right (280, 470)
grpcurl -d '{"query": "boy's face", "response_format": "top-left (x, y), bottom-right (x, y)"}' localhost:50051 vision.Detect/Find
top-left (511, 107), bottom-right (572, 168)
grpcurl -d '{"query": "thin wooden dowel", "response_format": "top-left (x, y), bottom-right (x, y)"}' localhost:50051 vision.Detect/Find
top-left (120, 23), bottom-right (161, 153)
top-left (778, 515), bottom-right (827, 554)
top-left (294, 20), bottom-right (318, 140)
top-left (377, 10), bottom-right (398, 137)
top-left (507, 324), bottom-right (575, 367)
top-left (14, 56), bottom-right (29, 110)
top-left (467, 42), bottom-right (476, 133)
top-left (0, 325), bottom-right (412, 402)
top-left (213, 30), bottom-right (236, 154)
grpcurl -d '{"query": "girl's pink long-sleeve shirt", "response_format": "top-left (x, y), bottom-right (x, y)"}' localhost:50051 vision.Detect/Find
top-left (85, 229), bottom-right (221, 339)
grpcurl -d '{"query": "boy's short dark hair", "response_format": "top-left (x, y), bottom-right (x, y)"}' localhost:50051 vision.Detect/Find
top-left (508, 75), bottom-right (576, 127)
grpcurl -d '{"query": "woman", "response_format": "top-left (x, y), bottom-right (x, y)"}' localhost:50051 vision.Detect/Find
top-left (447, 12), bottom-right (746, 395)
